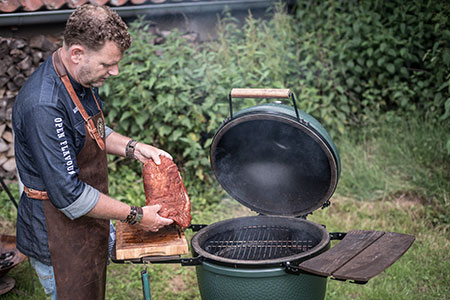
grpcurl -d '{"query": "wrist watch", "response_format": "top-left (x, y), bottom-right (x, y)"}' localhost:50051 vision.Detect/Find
top-left (122, 206), bottom-right (143, 225)
top-left (125, 139), bottom-right (138, 159)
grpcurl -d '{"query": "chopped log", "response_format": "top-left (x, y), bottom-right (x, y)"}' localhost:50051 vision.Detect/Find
top-left (0, 154), bottom-right (7, 167)
top-left (6, 81), bottom-right (18, 92)
top-left (24, 46), bottom-right (32, 55)
top-left (29, 35), bottom-right (56, 52)
top-left (2, 158), bottom-right (16, 172)
top-left (0, 39), bottom-right (9, 57)
top-left (5, 107), bottom-right (12, 121)
top-left (6, 65), bottom-right (19, 78)
top-left (9, 49), bottom-right (27, 63)
top-left (0, 56), bottom-right (13, 76)
top-left (5, 91), bottom-right (18, 99)
top-left (11, 38), bottom-right (27, 49)
top-left (18, 56), bottom-right (33, 71)
top-left (0, 99), bottom-right (7, 109)
top-left (7, 145), bottom-right (14, 158)
top-left (0, 60), bottom-right (8, 77)
top-left (0, 76), bottom-right (9, 88)
top-left (0, 124), bottom-right (6, 137)
top-left (31, 50), bottom-right (43, 64)
top-left (2, 131), bottom-right (13, 143)
top-left (0, 88), bottom-right (6, 98)
top-left (13, 74), bottom-right (26, 87)
top-left (24, 66), bottom-right (37, 77)
top-left (0, 139), bottom-right (9, 153)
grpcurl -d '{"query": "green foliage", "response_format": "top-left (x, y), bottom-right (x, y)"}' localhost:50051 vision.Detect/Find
top-left (101, 0), bottom-right (450, 194)
top-left (1, 114), bottom-right (448, 299)
top-left (102, 22), bottom-right (212, 182)
top-left (295, 0), bottom-right (450, 143)
top-left (101, 6), bottom-right (306, 186)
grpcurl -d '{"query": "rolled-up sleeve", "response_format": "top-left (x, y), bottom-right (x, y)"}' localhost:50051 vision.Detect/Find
top-left (23, 103), bottom-right (98, 219)
top-left (105, 125), bottom-right (114, 138)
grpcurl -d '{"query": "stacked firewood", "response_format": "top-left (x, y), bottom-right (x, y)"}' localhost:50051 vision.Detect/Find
top-left (0, 35), bottom-right (61, 178)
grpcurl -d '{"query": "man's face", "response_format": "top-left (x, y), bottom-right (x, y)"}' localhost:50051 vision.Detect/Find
top-left (76, 41), bottom-right (123, 88)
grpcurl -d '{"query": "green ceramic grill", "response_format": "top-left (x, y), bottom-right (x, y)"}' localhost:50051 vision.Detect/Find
top-left (190, 88), bottom-right (340, 300)
top-left (114, 89), bottom-right (414, 300)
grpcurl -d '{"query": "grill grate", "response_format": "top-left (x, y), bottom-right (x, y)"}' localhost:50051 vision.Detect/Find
top-left (204, 225), bottom-right (317, 261)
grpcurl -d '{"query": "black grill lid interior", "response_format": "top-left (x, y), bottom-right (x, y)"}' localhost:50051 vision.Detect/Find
top-left (210, 105), bottom-right (339, 217)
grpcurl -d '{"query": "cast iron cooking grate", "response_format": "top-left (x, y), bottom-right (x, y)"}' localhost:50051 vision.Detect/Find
top-left (203, 225), bottom-right (318, 261)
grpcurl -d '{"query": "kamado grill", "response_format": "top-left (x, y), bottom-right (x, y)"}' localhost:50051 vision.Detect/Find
top-left (113, 88), bottom-right (415, 300)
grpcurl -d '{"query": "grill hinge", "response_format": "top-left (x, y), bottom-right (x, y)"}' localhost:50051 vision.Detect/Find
top-left (330, 232), bottom-right (347, 240)
top-left (283, 261), bottom-right (302, 275)
top-left (187, 224), bottom-right (208, 232)
top-left (141, 255), bottom-right (203, 266)
top-left (180, 256), bottom-right (203, 266)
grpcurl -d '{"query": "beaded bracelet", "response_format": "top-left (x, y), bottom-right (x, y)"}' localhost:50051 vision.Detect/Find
top-left (122, 205), bottom-right (143, 225)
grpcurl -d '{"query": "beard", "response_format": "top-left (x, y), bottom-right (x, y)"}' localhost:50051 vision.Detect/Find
top-left (78, 64), bottom-right (107, 88)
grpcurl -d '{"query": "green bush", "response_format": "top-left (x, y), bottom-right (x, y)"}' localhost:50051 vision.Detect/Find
top-left (101, 6), bottom-right (304, 186)
top-left (294, 0), bottom-right (450, 131)
top-left (101, 1), bottom-right (450, 192)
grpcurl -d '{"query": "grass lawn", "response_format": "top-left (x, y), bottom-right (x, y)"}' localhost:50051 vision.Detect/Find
top-left (1, 117), bottom-right (448, 299)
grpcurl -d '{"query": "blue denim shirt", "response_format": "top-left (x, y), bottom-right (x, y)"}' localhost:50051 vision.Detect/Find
top-left (12, 55), bottom-right (113, 265)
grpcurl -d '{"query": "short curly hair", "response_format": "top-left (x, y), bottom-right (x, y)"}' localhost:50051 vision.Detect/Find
top-left (64, 4), bottom-right (131, 53)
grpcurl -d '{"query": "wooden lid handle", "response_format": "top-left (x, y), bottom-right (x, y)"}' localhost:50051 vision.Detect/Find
top-left (230, 88), bottom-right (291, 99)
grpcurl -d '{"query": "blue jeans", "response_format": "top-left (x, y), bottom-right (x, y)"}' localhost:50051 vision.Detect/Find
top-left (29, 257), bottom-right (57, 300)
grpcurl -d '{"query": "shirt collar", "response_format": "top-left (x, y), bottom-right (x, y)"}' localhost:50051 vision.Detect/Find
top-left (66, 70), bottom-right (88, 98)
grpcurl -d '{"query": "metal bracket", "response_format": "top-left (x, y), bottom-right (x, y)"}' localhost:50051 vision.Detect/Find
top-left (283, 261), bottom-right (301, 275)
top-left (187, 224), bottom-right (208, 232)
top-left (321, 200), bottom-right (331, 209)
top-left (141, 255), bottom-right (203, 266)
top-left (330, 232), bottom-right (347, 240)
top-left (330, 277), bottom-right (368, 285)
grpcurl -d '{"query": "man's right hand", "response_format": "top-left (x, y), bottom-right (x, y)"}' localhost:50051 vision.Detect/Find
top-left (139, 204), bottom-right (173, 232)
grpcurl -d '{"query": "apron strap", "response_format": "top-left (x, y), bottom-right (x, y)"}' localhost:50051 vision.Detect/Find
top-left (52, 48), bottom-right (105, 151)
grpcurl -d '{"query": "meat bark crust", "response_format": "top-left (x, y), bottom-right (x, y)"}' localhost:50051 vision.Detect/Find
top-left (143, 157), bottom-right (192, 228)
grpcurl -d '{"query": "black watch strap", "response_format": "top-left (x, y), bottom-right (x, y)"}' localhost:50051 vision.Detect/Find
top-left (126, 139), bottom-right (138, 159)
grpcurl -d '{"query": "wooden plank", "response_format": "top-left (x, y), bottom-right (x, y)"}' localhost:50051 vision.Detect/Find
top-left (115, 222), bottom-right (189, 260)
top-left (299, 230), bottom-right (384, 277)
top-left (332, 232), bottom-right (415, 282)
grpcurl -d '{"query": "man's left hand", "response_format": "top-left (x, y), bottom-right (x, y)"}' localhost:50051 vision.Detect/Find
top-left (134, 143), bottom-right (172, 164)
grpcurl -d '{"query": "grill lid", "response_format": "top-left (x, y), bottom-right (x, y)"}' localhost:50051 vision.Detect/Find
top-left (210, 89), bottom-right (340, 217)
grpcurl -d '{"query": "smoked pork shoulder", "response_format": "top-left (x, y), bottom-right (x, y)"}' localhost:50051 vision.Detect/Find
top-left (143, 156), bottom-right (192, 228)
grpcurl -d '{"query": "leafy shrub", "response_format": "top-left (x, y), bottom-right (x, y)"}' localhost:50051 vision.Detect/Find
top-left (101, 1), bottom-right (450, 193)
top-left (294, 0), bottom-right (450, 137)
top-left (101, 6), bottom-right (305, 187)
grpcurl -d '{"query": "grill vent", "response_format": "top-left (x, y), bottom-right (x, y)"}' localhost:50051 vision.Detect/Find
top-left (204, 225), bottom-right (318, 261)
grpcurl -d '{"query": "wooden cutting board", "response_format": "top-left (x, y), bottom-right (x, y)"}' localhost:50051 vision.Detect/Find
top-left (115, 222), bottom-right (189, 260)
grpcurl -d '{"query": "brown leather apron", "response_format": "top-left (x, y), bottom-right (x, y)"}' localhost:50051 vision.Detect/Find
top-left (42, 49), bottom-right (110, 300)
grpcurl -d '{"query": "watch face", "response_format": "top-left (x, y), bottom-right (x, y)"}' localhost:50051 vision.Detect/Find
top-left (126, 140), bottom-right (137, 158)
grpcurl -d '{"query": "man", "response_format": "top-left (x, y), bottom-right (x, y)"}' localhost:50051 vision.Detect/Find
top-left (12, 4), bottom-right (173, 300)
